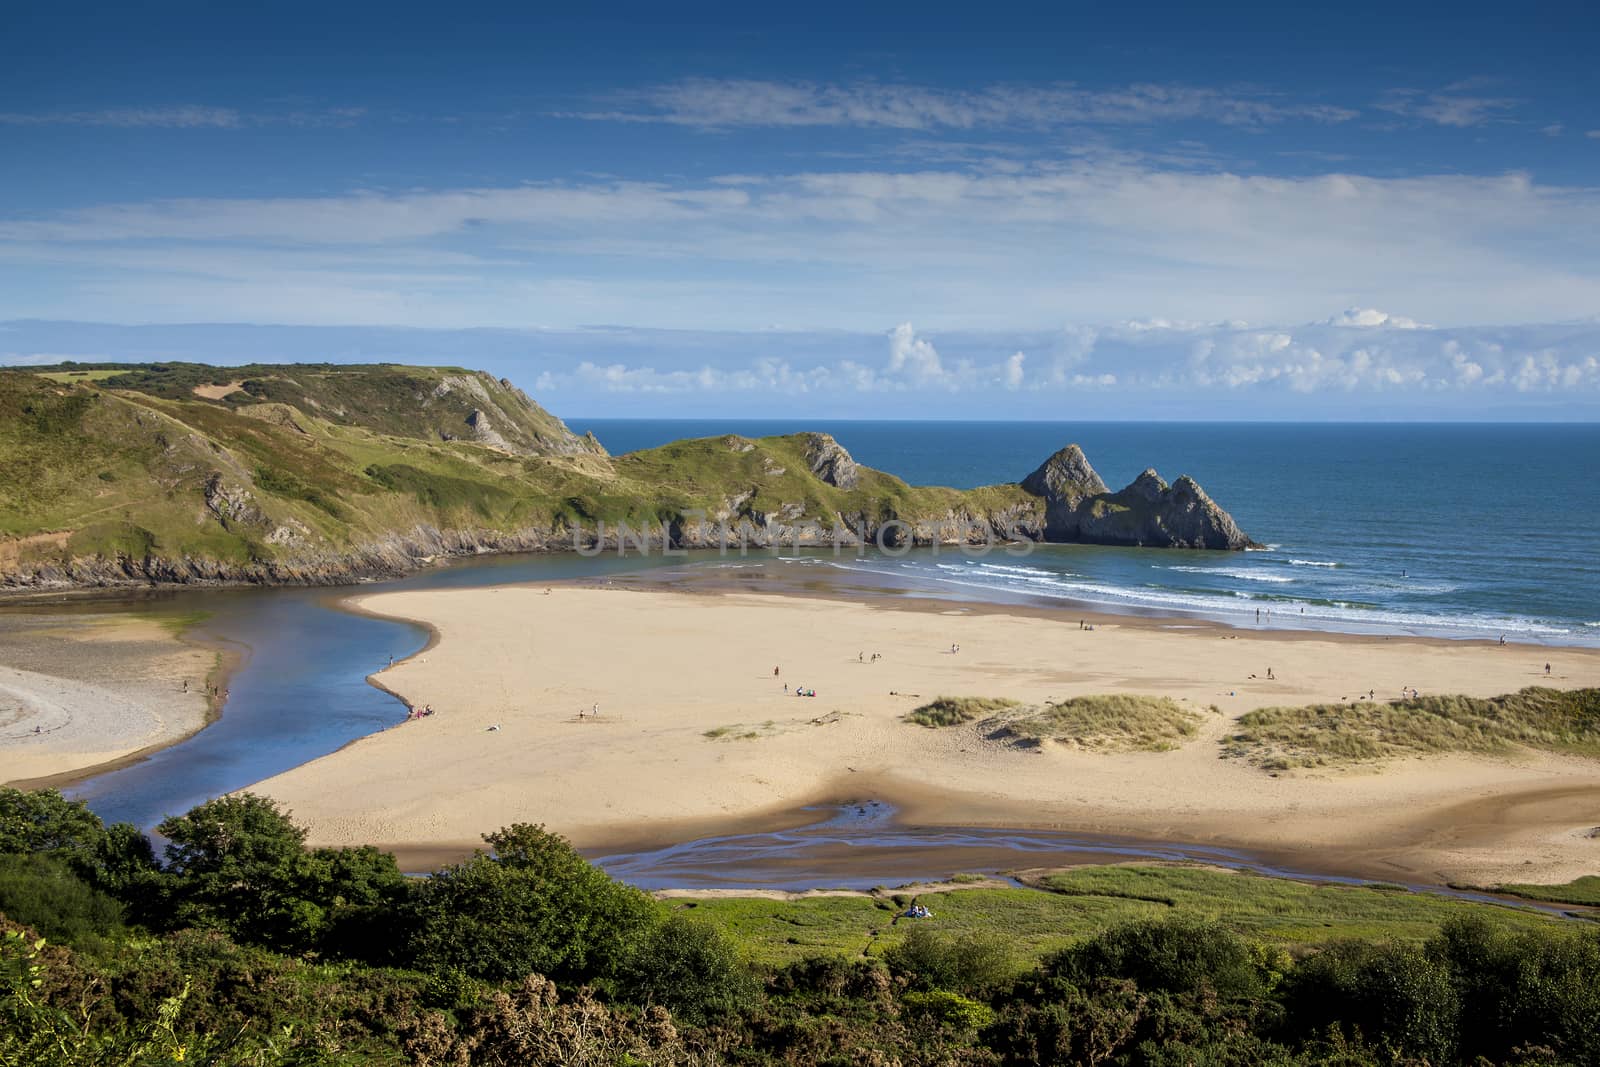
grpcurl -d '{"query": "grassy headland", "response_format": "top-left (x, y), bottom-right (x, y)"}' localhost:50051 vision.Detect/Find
top-left (1, 361), bottom-right (1258, 589)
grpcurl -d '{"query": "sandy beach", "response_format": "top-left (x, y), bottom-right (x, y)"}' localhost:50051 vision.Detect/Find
top-left (253, 583), bottom-right (1600, 887)
top-left (0, 611), bottom-right (218, 786)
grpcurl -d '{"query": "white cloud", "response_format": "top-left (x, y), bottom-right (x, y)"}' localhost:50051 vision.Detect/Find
top-left (0, 106), bottom-right (242, 128)
top-left (2, 161), bottom-right (1598, 331)
top-left (1376, 89), bottom-right (1518, 128)
top-left (886, 322), bottom-right (947, 385)
top-left (9, 315), bottom-right (1599, 416)
top-left (1002, 351), bottom-right (1026, 389)
top-left (566, 79), bottom-right (1359, 130)
top-left (0, 105), bottom-right (366, 130)
top-left (1322, 308), bottom-right (1425, 329)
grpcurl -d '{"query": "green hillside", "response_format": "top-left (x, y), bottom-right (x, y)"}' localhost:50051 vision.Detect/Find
top-left (0, 362), bottom-right (1044, 587)
top-left (1, 361), bottom-right (1256, 588)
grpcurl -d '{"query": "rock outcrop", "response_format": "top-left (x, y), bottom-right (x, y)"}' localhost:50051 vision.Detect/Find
top-left (1019, 446), bottom-right (1256, 550)
top-left (801, 433), bottom-right (860, 490)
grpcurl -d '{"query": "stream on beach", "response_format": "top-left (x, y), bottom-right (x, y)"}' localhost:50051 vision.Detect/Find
top-left (1, 547), bottom-right (1585, 910)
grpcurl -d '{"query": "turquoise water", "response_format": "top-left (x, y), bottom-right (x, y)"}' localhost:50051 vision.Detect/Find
top-left (575, 420), bottom-right (1600, 646)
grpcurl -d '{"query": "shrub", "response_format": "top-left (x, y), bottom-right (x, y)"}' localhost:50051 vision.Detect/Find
top-left (401, 823), bottom-right (657, 985)
top-left (1043, 917), bottom-right (1264, 1001)
top-left (901, 988), bottom-right (995, 1030)
top-left (884, 924), bottom-right (1014, 995)
top-left (1279, 940), bottom-right (1458, 1063)
top-left (614, 913), bottom-right (757, 1025)
top-left (0, 854), bottom-right (123, 945)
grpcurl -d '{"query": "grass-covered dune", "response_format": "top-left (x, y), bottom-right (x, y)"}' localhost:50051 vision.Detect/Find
top-left (1222, 686), bottom-right (1600, 770)
top-left (907, 693), bottom-right (1207, 751)
top-left (1, 361), bottom-right (1255, 591)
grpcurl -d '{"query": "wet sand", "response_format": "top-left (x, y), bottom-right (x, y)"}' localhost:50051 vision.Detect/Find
top-left (254, 582), bottom-right (1600, 888)
top-left (0, 611), bottom-right (220, 786)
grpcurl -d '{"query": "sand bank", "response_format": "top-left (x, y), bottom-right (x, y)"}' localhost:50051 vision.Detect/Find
top-left (254, 584), bottom-right (1600, 887)
top-left (0, 612), bottom-right (218, 786)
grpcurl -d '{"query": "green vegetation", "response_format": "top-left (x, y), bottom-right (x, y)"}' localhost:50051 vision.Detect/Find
top-left (1494, 875), bottom-right (1600, 908)
top-left (680, 864), bottom-right (1561, 969)
top-left (905, 695), bottom-right (1019, 727)
top-left (1223, 686), bottom-right (1600, 769)
top-left (905, 693), bottom-right (1205, 750)
top-left (0, 362), bottom-right (1048, 581)
top-left (1001, 694), bottom-right (1204, 751)
top-left (5, 786), bottom-right (1599, 1065)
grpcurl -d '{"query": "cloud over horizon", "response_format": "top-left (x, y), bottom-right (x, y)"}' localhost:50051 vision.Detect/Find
top-left (5, 313), bottom-right (1597, 419)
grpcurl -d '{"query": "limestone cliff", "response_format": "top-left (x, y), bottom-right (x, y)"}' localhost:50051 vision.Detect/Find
top-left (1019, 449), bottom-right (1256, 550)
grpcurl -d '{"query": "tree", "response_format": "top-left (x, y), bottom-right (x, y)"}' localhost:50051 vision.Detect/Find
top-left (0, 789), bottom-right (105, 866)
top-left (155, 792), bottom-right (378, 953)
top-left (402, 823), bottom-right (656, 985)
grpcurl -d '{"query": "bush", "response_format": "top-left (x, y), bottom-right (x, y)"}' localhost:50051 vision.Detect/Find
top-left (0, 854), bottom-right (123, 945)
top-left (902, 988), bottom-right (995, 1031)
top-left (1432, 915), bottom-right (1600, 1064)
top-left (402, 823), bottom-right (657, 985)
top-left (614, 913), bottom-right (757, 1025)
top-left (1279, 940), bottom-right (1458, 1063)
top-left (884, 924), bottom-right (1013, 995)
top-left (1043, 917), bottom-right (1264, 1001)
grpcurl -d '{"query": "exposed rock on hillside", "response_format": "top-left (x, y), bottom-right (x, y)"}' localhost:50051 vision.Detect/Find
top-left (1020, 448), bottom-right (1256, 550)
top-left (801, 433), bottom-right (860, 490)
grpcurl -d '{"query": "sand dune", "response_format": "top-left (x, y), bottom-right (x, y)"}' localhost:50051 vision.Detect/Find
top-left (253, 584), bottom-right (1600, 887)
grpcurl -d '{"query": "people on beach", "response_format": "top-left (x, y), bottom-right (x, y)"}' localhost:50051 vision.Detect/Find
top-left (774, 666), bottom-right (780, 677)
top-left (1266, 667), bottom-right (1275, 680)
top-left (1545, 662), bottom-right (1552, 675)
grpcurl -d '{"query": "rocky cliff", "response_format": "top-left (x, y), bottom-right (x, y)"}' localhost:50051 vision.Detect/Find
top-left (0, 364), bottom-right (1257, 592)
top-left (1019, 449), bottom-right (1256, 550)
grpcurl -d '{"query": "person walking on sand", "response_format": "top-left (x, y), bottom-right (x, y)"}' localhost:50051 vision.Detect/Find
top-left (1545, 663), bottom-right (1552, 676)
top-left (592, 702), bottom-right (600, 718)
top-left (774, 666), bottom-right (780, 677)
top-left (1266, 667), bottom-right (1275, 680)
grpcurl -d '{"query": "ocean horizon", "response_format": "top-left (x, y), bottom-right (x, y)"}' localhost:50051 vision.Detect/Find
top-left (571, 419), bottom-right (1600, 648)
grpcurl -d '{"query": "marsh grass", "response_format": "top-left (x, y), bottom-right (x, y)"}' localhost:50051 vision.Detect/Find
top-left (1492, 875), bottom-right (1600, 908)
top-left (1221, 687), bottom-right (1600, 769)
top-left (681, 864), bottom-right (1559, 967)
top-left (998, 694), bottom-right (1203, 751)
top-left (904, 696), bottom-right (1019, 727)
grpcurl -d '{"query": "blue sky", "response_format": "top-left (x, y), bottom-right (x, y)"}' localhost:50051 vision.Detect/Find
top-left (2, 1), bottom-right (1598, 418)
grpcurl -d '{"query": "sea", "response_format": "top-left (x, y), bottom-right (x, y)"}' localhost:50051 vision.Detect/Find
top-left (571, 420), bottom-right (1600, 648)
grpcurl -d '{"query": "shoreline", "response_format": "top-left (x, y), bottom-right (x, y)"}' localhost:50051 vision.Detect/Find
top-left (0, 611), bottom-right (228, 788)
top-left (254, 579), bottom-right (1600, 889)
